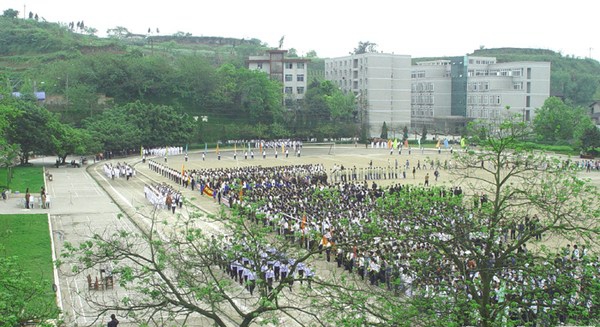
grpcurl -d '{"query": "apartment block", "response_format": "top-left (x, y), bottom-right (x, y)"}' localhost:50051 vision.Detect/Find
top-left (247, 49), bottom-right (310, 107)
top-left (325, 53), bottom-right (412, 138)
top-left (411, 56), bottom-right (551, 133)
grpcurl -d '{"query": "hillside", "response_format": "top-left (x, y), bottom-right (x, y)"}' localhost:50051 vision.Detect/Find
top-left (2, 16), bottom-right (598, 109)
top-left (0, 16), bottom-right (270, 76)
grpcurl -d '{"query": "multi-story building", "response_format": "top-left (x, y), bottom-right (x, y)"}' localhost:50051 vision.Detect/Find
top-left (411, 56), bottom-right (551, 133)
top-left (324, 53), bottom-right (412, 138)
top-left (247, 49), bottom-right (310, 107)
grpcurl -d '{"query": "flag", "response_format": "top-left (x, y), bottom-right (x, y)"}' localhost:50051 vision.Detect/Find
top-left (281, 142), bottom-right (285, 155)
top-left (393, 138), bottom-right (398, 149)
top-left (418, 138), bottom-right (422, 146)
top-left (185, 143), bottom-right (188, 154)
top-left (404, 139), bottom-right (409, 148)
top-left (259, 142), bottom-right (263, 154)
top-left (216, 143), bottom-right (220, 155)
top-left (181, 164), bottom-right (185, 177)
top-left (387, 139), bottom-right (392, 149)
top-left (202, 185), bottom-right (214, 197)
top-left (234, 142), bottom-right (237, 154)
top-left (165, 146), bottom-right (168, 157)
top-left (436, 139), bottom-right (441, 148)
top-left (140, 146), bottom-right (143, 157)
top-left (204, 142), bottom-right (207, 154)
top-left (444, 138), bottom-right (449, 149)
top-left (460, 137), bottom-right (466, 148)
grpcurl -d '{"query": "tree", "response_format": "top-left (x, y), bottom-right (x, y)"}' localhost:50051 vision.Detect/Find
top-left (348, 114), bottom-right (600, 327)
top-left (306, 50), bottom-right (318, 58)
top-left (6, 102), bottom-right (58, 164)
top-left (60, 204), bottom-right (346, 327)
top-left (533, 96), bottom-right (593, 144)
top-left (402, 125), bottom-right (409, 141)
top-left (0, 255), bottom-right (60, 326)
top-left (2, 9), bottom-right (19, 18)
top-left (421, 125), bottom-right (428, 143)
top-left (580, 126), bottom-right (600, 155)
top-left (106, 26), bottom-right (131, 39)
top-left (380, 121), bottom-right (388, 139)
top-left (352, 41), bottom-right (377, 55)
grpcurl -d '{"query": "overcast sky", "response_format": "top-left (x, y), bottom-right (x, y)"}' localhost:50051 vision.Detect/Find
top-left (4, 0), bottom-right (599, 61)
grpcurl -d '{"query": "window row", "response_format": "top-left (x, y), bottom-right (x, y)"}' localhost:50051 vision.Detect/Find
top-left (412, 82), bottom-right (434, 92)
top-left (284, 86), bottom-right (305, 94)
top-left (468, 108), bottom-right (500, 119)
top-left (411, 95), bottom-right (435, 105)
top-left (411, 70), bottom-right (426, 78)
top-left (467, 68), bottom-right (524, 77)
top-left (467, 95), bottom-right (502, 106)
top-left (468, 82), bottom-right (489, 91)
top-left (326, 58), bottom-right (367, 69)
top-left (410, 108), bottom-right (435, 117)
top-left (285, 62), bottom-right (305, 69)
top-left (285, 74), bottom-right (305, 82)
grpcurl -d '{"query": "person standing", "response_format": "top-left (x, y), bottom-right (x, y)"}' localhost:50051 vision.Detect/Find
top-left (424, 173), bottom-right (429, 186)
top-left (107, 314), bottom-right (119, 327)
top-left (25, 188), bottom-right (31, 209)
top-left (40, 186), bottom-right (47, 209)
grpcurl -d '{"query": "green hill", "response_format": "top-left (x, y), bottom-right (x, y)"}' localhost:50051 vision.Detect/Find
top-left (2, 15), bottom-right (599, 114)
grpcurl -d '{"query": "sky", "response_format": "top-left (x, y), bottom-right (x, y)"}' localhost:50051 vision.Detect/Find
top-left (3, 0), bottom-right (599, 61)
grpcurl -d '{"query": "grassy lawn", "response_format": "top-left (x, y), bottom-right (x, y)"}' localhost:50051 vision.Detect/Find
top-left (0, 214), bottom-right (54, 283)
top-left (0, 213), bottom-right (59, 321)
top-left (0, 166), bottom-right (45, 193)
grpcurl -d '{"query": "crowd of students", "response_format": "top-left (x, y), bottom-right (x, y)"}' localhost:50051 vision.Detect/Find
top-left (144, 156), bottom-right (597, 325)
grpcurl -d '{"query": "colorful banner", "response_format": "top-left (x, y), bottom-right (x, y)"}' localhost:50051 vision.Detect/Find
top-left (202, 185), bottom-right (214, 197)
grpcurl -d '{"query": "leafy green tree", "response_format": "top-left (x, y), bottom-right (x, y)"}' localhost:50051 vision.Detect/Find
top-left (2, 9), bottom-right (19, 18)
top-left (49, 123), bottom-right (97, 164)
top-left (533, 96), bottom-right (593, 144)
top-left (85, 101), bottom-right (194, 151)
top-left (61, 205), bottom-right (344, 327)
top-left (580, 126), bottom-right (600, 155)
top-left (352, 41), bottom-right (377, 55)
top-left (325, 91), bottom-right (355, 123)
top-left (6, 101), bottom-right (58, 164)
top-left (421, 125), bottom-right (428, 143)
top-left (0, 255), bottom-right (60, 326)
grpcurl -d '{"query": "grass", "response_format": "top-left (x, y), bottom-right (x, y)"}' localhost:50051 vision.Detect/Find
top-left (0, 166), bottom-right (45, 193)
top-left (0, 213), bottom-right (59, 320)
top-left (0, 214), bottom-right (54, 283)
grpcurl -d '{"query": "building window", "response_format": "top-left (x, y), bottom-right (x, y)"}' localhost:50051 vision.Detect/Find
top-left (257, 63), bottom-right (263, 69)
top-left (297, 74), bottom-right (304, 82)
top-left (526, 96), bottom-right (531, 107)
top-left (512, 68), bottom-right (522, 77)
top-left (284, 87), bottom-right (293, 94)
top-left (285, 63), bottom-right (293, 69)
top-left (297, 86), bottom-right (305, 94)
top-left (297, 62), bottom-right (304, 69)
top-left (513, 82), bottom-right (523, 90)
top-left (285, 74), bottom-right (293, 82)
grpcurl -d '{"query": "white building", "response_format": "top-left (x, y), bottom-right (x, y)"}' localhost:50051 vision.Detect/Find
top-left (247, 49), bottom-right (310, 107)
top-left (411, 56), bottom-right (551, 133)
top-left (325, 53), bottom-right (412, 138)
